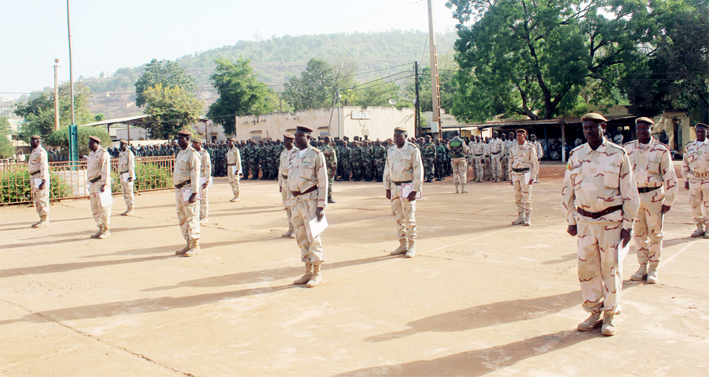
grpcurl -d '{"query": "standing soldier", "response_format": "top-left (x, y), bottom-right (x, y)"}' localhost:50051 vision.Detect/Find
top-left (681, 122), bottom-right (709, 238)
top-left (321, 136), bottom-right (338, 203)
top-left (241, 140), bottom-right (251, 179)
top-left (118, 140), bottom-right (136, 216)
top-left (193, 138), bottom-right (211, 225)
top-left (384, 127), bottom-right (424, 258)
top-left (373, 140), bottom-right (386, 182)
top-left (530, 134), bottom-right (544, 182)
top-left (500, 133), bottom-right (509, 181)
top-left (28, 135), bottom-right (50, 227)
top-left (174, 130), bottom-right (201, 257)
top-left (435, 139), bottom-right (446, 181)
top-left (341, 139), bottom-right (351, 181)
top-left (362, 141), bottom-right (374, 181)
top-left (446, 131), bottom-right (469, 193)
top-left (351, 141), bottom-right (362, 181)
top-left (488, 131), bottom-right (505, 182)
top-left (87, 136), bottom-right (112, 239)
top-left (289, 126), bottom-right (328, 288)
top-left (472, 136), bottom-right (485, 183)
top-left (279, 133), bottom-right (298, 237)
top-left (226, 138), bottom-right (242, 202)
top-left (508, 130), bottom-right (539, 226)
top-left (625, 117), bottom-right (677, 284)
top-left (258, 140), bottom-right (268, 180)
top-left (422, 136), bottom-right (436, 183)
top-left (561, 113), bottom-right (639, 336)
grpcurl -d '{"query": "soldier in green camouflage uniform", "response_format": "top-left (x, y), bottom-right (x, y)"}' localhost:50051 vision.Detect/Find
top-left (373, 140), bottom-right (386, 182)
top-left (350, 141), bottom-right (362, 181)
top-left (422, 136), bottom-right (437, 183)
top-left (435, 139), bottom-right (446, 181)
top-left (340, 139), bottom-right (351, 181)
top-left (321, 136), bottom-right (338, 203)
top-left (362, 141), bottom-right (374, 181)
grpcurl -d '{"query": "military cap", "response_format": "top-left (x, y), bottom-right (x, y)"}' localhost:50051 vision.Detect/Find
top-left (296, 125), bottom-right (314, 133)
top-left (119, 139), bottom-right (128, 145)
top-left (283, 133), bottom-right (295, 140)
top-left (394, 126), bottom-right (408, 133)
top-left (635, 117), bottom-right (655, 125)
top-left (695, 123), bottom-right (709, 130)
top-left (515, 128), bottom-right (527, 135)
top-left (30, 135), bottom-right (41, 140)
top-left (581, 112), bottom-right (607, 122)
top-left (177, 129), bottom-right (193, 136)
top-left (227, 137), bottom-right (236, 142)
top-left (192, 137), bottom-right (204, 143)
top-left (89, 135), bottom-right (101, 143)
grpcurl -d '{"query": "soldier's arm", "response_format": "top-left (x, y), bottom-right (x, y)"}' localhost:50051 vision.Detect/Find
top-left (412, 148), bottom-right (424, 193)
top-left (315, 152), bottom-right (328, 209)
top-left (383, 149), bottom-right (392, 191)
top-left (530, 147), bottom-right (539, 180)
top-left (560, 161), bottom-right (577, 226)
top-left (189, 152), bottom-right (201, 195)
top-left (40, 150), bottom-right (49, 180)
top-left (680, 143), bottom-right (690, 181)
top-left (100, 150), bottom-right (110, 185)
top-left (204, 153), bottom-right (212, 180)
top-left (236, 149), bottom-right (242, 173)
top-left (129, 151), bottom-right (136, 178)
top-left (619, 152), bottom-right (640, 231)
top-left (661, 148), bottom-right (678, 206)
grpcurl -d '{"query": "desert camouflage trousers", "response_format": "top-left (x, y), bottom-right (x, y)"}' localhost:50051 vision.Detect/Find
top-left (32, 186), bottom-right (50, 218)
top-left (490, 154), bottom-right (502, 180)
top-left (390, 185), bottom-right (417, 243)
top-left (501, 155), bottom-right (509, 181)
top-left (473, 156), bottom-right (484, 181)
top-left (688, 179), bottom-right (709, 225)
top-left (634, 188), bottom-right (665, 264)
top-left (451, 158), bottom-right (467, 184)
top-left (175, 189), bottom-right (200, 242)
top-left (577, 219), bottom-right (623, 314)
top-left (511, 172), bottom-right (532, 214)
top-left (121, 180), bottom-right (134, 210)
top-left (228, 168), bottom-right (240, 198)
top-left (200, 186), bottom-right (209, 220)
top-left (89, 182), bottom-right (111, 228)
top-left (291, 192), bottom-right (324, 265)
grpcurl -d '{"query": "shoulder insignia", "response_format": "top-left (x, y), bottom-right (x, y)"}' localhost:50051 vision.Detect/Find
top-left (311, 147), bottom-right (322, 153)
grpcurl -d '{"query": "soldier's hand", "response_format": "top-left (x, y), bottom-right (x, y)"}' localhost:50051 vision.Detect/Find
top-left (621, 228), bottom-right (631, 247)
top-left (202, 182), bottom-right (208, 189)
top-left (527, 179), bottom-right (534, 185)
top-left (100, 184), bottom-right (106, 193)
top-left (385, 189), bottom-right (391, 200)
top-left (279, 186), bottom-right (282, 193)
top-left (38, 180), bottom-right (45, 190)
top-left (188, 193), bottom-right (197, 204)
top-left (567, 225), bottom-right (577, 237)
top-left (315, 207), bottom-right (324, 222)
top-left (407, 191), bottom-right (417, 201)
top-left (128, 177), bottom-right (133, 182)
top-left (661, 205), bottom-right (671, 214)
top-left (509, 179), bottom-right (513, 186)
top-left (684, 181), bottom-right (689, 190)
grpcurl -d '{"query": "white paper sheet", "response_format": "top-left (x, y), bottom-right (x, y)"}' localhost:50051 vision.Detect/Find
top-left (33, 178), bottom-right (43, 189)
top-left (524, 171), bottom-right (531, 183)
top-left (232, 166), bottom-right (240, 175)
top-left (306, 214), bottom-right (328, 240)
top-left (617, 238), bottom-right (630, 264)
top-left (181, 186), bottom-right (201, 202)
top-left (99, 188), bottom-right (113, 207)
top-left (121, 172), bottom-right (131, 182)
top-left (199, 176), bottom-right (213, 187)
top-left (400, 183), bottom-right (422, 199)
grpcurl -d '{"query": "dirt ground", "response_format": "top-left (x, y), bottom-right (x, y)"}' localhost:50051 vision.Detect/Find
top-left (1, 166), bottom-right (707, 377)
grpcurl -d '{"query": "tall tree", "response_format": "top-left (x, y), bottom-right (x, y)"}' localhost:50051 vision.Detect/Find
top-left (282, 58), bottom-right (355, 111)
top-left (135, 59), bottom-right (197, 107)
top-left (0, 115), bottom-right (13, 159)
top-left (15, 82), bottom-right (94, 140)
top-left (207, 58), bottom-right (275, 135)
top-left (142, 83), bottom-right (204, 139)
top-left (448, 0), bottom-right (654, 121)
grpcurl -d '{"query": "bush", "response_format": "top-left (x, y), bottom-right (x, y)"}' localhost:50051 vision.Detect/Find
top-left (46, 126), bottom-right (111, 158)
top-left (110, 162), bottom-right (173, 193)
top-left (0, 169), bottom-right (73, 204)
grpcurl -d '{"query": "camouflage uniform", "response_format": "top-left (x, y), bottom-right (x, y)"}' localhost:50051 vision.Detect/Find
top-left (118, 147), bottom-right (136, 214)
top-left (422, 142), bottom-right (437, 182)
top-left (279, 144), bottom-right (298, 236)
top-left (340, 142), bottom-right (351, 181)
top-left (198, 147), bottom-right (211, 223)
top-left (373, 142), bottom-right (386, 182)
top-left (226, 146), bottom-right (242, 200)
top-left (28, 143), bottom-right (50, 225)
top-left (174, 144), bottom-right (201, 254)
top-left (471, 141), bottom-right (485, 182)
top-left (446, 136), bottom-right (469, 191)
top-left (488, 137), bottom-right (505, 182)
top-left (321, 143), bottom-right (338, 199)
top-left (508, 140), bottom-right (539, 224)
top-left (362, 142), bottom-right (374, 181)
top-left (435, 143), bottom-right (446, 181)
top-left (681, 136), bottom-right (709, 235)
top-left (351, 142), bottom-right (363, 181)
top-left (87, 145), bottom-right (112, 237)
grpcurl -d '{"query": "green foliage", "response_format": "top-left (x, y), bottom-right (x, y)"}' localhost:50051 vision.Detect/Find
top-left (404, 55), bottom-right (457, 112)
top-left (342, 80), bottom-right (406, 108)
top-left (94, 113), bottom-right (106, 122)
top-left (207, 58), bottom-right (275, 135)
top-left (135, 59), bottom-right (198, 107)
top-left (0, 169), bottom-right (73, 204)
top-left (143, 84), bottom-right (204, 139)
top-left (0, 115), bottom-right (12, 159)
top-left (46, 126), bottom-right (111, 157)
top-left (282, 59), bottom-right (337, 111)
top-left (110, 162), bottom-right (173, 193)
top-left (448, 0), bottom-right (654, 121)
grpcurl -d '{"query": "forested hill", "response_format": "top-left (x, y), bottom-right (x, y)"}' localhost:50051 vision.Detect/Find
top-left (83, 31), bottom-right (458, 118)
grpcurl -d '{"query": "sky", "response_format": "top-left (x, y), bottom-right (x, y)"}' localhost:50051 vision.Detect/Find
top-left (0, 0), bottom-right (460, 97)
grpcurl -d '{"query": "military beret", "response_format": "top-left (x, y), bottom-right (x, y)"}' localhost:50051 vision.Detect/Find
top-left (581, 112), bottom-right (607, 122)
top-left (283, 133), bottom-right (295, 140)
top-left (30, 135), bottom-right (42, 140)
top-left (177, 129), bottom-right (193, 136)
top-left (89, 136), bottom-right (101, 143)
top-left (119, 139), bottom-right (128, 145)
top-left (516, 129), bottom-right (527, 134)
top-left (635, 117), bottom-right (655, 125)
top-left (296, 125), bottom-right (314, 133)
top-left (227, 137), bottom-right (235, 142)
top-left (394, 126), bottom-right (408, 133)
top-left (695, 123), bottom-right (708, 129)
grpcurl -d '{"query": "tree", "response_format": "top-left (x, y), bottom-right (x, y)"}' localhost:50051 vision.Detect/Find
top-left (46, 126), bottom-right (111, 157)
top-left (142, 83), bottom-right (204, 139)
top-left (0, 115), bottom-right (13, 159)
top-left (207, 58), bottom-right (275, 135)
top-left (447, 0), bottom-right (654, 121)
top-left (342, 80), bottom-right (406, 108)
top-left (282, 58), bottom-right (356, 111)
top-left (135, 59), bottom-right (197, 107)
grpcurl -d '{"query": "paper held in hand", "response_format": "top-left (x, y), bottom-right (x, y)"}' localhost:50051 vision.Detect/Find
top-left (122, 172), bottom-right (131, 182)
top-left (306, 214), bottom-right (328, 241)
top-left (617, 238), bottom-right (630, 264)
top-left (400, 183), bottom-right (422, 199)
top-left (181, 186), bottom-right (201, 202)
top-left (99, 188), bottom-right (113, 208)
top-left (33, 178), bottom-right (44, 189)
top-left (231, 166), bottom-right (242, 175)
top-left (199, 176), bottom-right (213, 187)
top-left (524, 171), bottom-right (531, 183)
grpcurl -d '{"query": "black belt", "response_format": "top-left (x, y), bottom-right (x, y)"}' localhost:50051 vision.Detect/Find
top-left (638, 186), bottom-right (661, 193)
top-left (120, 170), bottom-right (129, 174)
top-left (393, 180), bottom-right (412, 185)
top-left (282, 174), bottom-right (288, 178)
top-left (30, 170), bottom-right (40, 176)
top-left (577, 205), bottom-right (623, 219)
top-left (89, 176), bottom-right (101, 184)
top-left (175, 180), bottom-right (191, 189)
top-left (491, 151), bottom-right (500, 154)
top-left (227, 163), bottom-right (236, 166)
top-left (292, 185), bottom-right (317, 197)
top-left (475, 154), bottom-right (483, 156)
top-left (512, 168), bottom-right (530, 173)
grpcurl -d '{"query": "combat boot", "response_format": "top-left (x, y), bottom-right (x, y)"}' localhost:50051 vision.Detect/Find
top-left (97, 226), bottom-right (110, 239)
top-left (328, 196), bottom-right (336, 203)
top-left (185, 240), bottom-right (201, 257)
top-left (175, 240), bottom-right (190, 255)
top-left (90, 225), bottom-right (103, 238)
top-left (405, 240), bottom-right (416, 258)
top-left (511, 213), bottom-right (524, 225)
top-left (690, 224), bottom-right (704, 237)
top-left (523, 213), bottom-right (531, 226)
top-left (455, 184), bottom-right (460, 193)
top-left (646, 262), bottom-right (659, 284)
top-left (32, 216), bottom-right (50, 228)
top-left (577, 311), bottom-right (602, 331)
top-left (306, 264), bottom-right (323, 288)
top-left (461, 183), bottom-right (468, 193)
top-left (630, 264), bottom-right (647, 281)
top-left (200, 217), bottom-right (209, 225)
top-left (601, 312), bottom-right (616, 336)
top-left (391, 239), bottom-right (408, 255)
top-left (293, 262), bottom-right (313, 285)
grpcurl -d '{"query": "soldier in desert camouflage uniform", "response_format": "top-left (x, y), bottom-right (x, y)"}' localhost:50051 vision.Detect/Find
top-left (681, 122), bottom-right (709, 239)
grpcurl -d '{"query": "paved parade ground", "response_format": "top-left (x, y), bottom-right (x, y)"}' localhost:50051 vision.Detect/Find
top-left (1, 171), bottom-right (707, 376)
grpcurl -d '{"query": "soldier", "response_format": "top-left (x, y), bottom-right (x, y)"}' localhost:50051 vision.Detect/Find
top-left (288, 126), bottom-right (328, 288)
top-left (362, 140), bottom-right (374, 181)
top-left (422, 136), bottom-right (436, 183)
top-left (373, 140), bottom-right (386, 182)
top-left (87, 136), bottom-right (112, 239)
top-left (500, 133), bottom-right (509, 181)
top-left (530, 134), bottom-right (544, 182)
top-left (435, 139), bottom-right (446, 181)
top-left (28, 135), bottom-right (50, 227)
top-left (446, 131), bottom-right (470, 193)
top-left (561, 112), bottom-right (639, 336)
top-left (384, 127), bottom-right (423, 258)
top-left (174, 130), bottom-right (201, 257)
top-left (321, 136), bottom-right (338, 203)
top-left (193, 138), bottom-right (211, 225)
top-left (624, 117), bottom-right (677, 284)
top-left (226, 138), bottom-right (242, 202)
top-left (488, 131), bottom-right (505, 182)
top-left (681, 122), bottom-right (709, 238)
top-left (508, 129), bottom-right (539, 226)
top-left (118, 140), bottom-right (136, 216)
top-left (350, 141), bottom-right (362, 181)
top-left (471, 136), bottom-right (485, 183)
top-left (279, 133), bottom-right (298, 237)
top-left (240, 140), bottom-right (251, 179)
top-left (340, 139), bottom-right (351, 181)
top-left (258, 140), bottom-right (268, 180)
top-left (252, 140), bottom-right (262, 179)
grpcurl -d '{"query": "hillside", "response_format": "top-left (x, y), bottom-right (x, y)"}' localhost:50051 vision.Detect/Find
top-left (82, 31), bottom-right (458, 119)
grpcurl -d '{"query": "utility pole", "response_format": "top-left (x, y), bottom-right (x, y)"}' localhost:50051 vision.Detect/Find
top-left (66, 0), bottom-right (78, 163)
top-left (427, 0), bottom-right (442, 138)
top-left (414, 61), bottom-right (420, 137)
top-left (337, 87), bottom-right (341, 138)
top-left (54, 59), bottom-right (60, 131)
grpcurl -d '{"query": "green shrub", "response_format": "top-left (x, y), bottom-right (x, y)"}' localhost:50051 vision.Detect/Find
top-left (110, 162), bottom-right (173, 192)
top-left (0, 169), bottom-right (73, 204)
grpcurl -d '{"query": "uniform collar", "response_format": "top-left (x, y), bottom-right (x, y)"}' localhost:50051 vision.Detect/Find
top-left (638, 136), bottom-right (654, 148)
